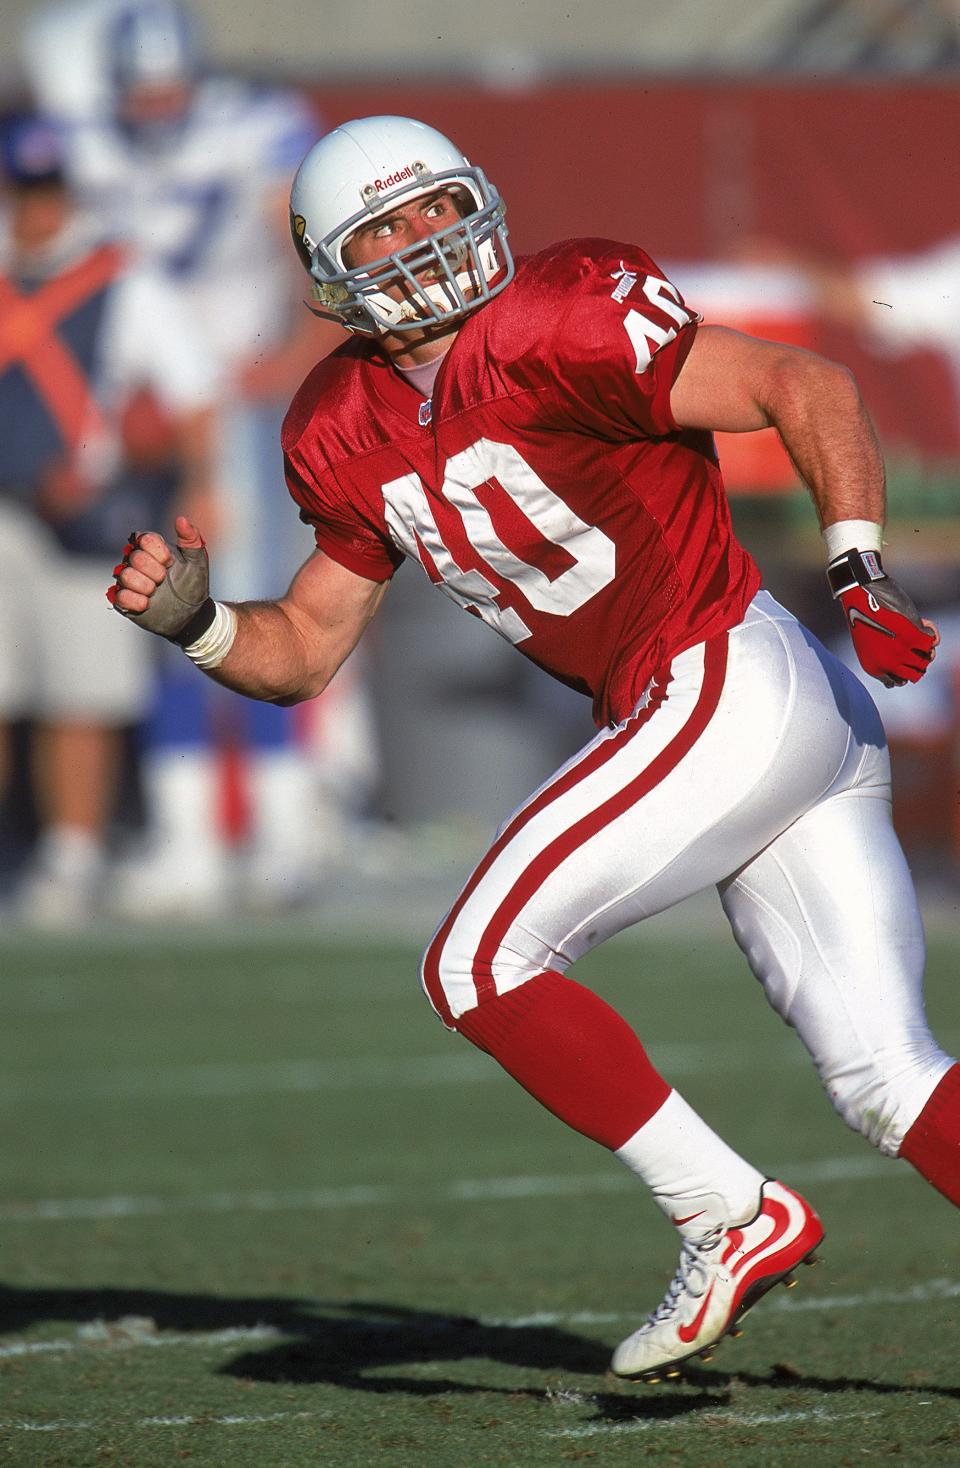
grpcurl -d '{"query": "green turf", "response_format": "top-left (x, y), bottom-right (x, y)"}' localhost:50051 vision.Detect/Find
top-left (1, 916), bottom-right (958, 1466)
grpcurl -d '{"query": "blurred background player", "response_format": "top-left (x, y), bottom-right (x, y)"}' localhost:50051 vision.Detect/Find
top-left (0, 110), bottom-right (219, 925)
top-left (20, 0), bottom-right (378, 913)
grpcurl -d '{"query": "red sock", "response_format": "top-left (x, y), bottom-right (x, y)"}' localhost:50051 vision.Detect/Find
top-left (454, 970), bottom-right (670, 1151)
top-left (899, 1062), bottom-right (960, 1206)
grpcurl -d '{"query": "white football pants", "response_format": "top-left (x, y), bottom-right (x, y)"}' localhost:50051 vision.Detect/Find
top-left (421, 592), bottom-right (953, 1156)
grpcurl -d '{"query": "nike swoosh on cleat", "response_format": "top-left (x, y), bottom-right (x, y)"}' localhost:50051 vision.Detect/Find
top-left (677, 1282), bottom-right (715, 1344)
top-left (671, 1210), bottom-right (706, 1227)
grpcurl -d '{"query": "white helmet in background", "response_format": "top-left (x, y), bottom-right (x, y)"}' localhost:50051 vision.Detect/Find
top-left (107, 0), bottom-right (202, 145)
top-left (289, 115), bottom-right (514, 335)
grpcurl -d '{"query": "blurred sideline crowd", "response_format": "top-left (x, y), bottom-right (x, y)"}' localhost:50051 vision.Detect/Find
top-left (1, 0), bottom-right (958, 931)
top-left (0, 0), bottom-right (381, 927)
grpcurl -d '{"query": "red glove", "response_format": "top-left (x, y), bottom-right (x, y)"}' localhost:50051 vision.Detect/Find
top-left (827, 549), bottom-right (936, 687)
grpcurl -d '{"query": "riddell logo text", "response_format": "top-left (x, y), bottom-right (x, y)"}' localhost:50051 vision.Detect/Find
top-left (374, 166), bottom-right (415, 192)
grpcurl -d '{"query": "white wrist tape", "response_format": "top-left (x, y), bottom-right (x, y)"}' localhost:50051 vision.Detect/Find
top-left (822, 519), bottom-right (883, 562)
top-left (182, 600), bottom-right (238, 669)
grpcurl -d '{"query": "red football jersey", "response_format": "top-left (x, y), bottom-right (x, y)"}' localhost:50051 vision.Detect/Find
top-left (283, 238), bottom-right (761, 726)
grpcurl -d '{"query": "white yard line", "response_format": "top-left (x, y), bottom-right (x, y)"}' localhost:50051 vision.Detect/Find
top-left (0, 1183), bottom-right (388, 1221)
top-left (0, 1053), bottom-right (496, 1103)
top-left (0, 1404), bottom-right (886, 1437)
top-left (549, 1405), bottom-right (884, 1439)
top-left (1, 1410), bottom-right (328, 1433)
top-left (488, 1276), bottom-right (960, 1328)
top-left (0, 1151), bottom-right (902, 1223)
top-left (7, 1025), bottom-right (957, 1105)
top-left (0, 1040), bottom-right (815, 1103)
top-left (0, 1324), bottom-right (285, 1360)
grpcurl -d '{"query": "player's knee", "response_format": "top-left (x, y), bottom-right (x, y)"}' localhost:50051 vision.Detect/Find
top-left (417, 930), bottom-right (479, 1030)
top-left (822, 1046), bottom-right (950, 1157)
top-left (418, 926), bottom-right (541, 1033)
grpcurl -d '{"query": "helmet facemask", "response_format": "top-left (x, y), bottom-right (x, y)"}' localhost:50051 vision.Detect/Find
top-left (300, 164), bottom-right (514, 336)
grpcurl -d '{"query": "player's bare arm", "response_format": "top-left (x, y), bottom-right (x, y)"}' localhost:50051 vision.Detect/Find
top-left (670, 324), bottom-right (937, 684)
top-left (208, 550), bottom-right (386, 703)
top-left (669, 324), bottom-right (885, 527)
top-left (112, 516), bottom-right (387, 703)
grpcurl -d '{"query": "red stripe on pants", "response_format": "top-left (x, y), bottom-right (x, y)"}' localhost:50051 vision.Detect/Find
top-left (421, 675), bottom-right (670, 1026)
top-left (422, 633), bottom-right (728, 1024)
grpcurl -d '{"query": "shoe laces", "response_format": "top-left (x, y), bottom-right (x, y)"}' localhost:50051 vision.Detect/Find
top-left (649, 1224), bottom-right (726, 1326)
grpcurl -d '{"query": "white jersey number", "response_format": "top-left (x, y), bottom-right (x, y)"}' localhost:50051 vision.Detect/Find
top-left (381, 439), bottom-right (616, 644)
top-left (623, 276), bottom-right (695, 374)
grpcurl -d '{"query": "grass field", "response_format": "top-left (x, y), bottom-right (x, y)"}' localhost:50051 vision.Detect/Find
top-left (1, 898), bottom-right (959, 1466)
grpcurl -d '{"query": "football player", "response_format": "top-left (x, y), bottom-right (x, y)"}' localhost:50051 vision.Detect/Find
top-left (23, 0), bottom-right (365, 912)
top-left (110, 116), bottom-right (957, 1381)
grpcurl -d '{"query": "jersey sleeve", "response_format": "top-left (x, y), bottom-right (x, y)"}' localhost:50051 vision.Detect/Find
top-left (546, 243), bottom-right (700, 440)
top-left (284, 445), bottom-right (402, 583)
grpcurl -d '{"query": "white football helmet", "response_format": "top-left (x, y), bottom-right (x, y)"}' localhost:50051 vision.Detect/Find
top-left (107, 0), bottom-right (202, 145)
top-left (289, 115), bottom-right (514, 336)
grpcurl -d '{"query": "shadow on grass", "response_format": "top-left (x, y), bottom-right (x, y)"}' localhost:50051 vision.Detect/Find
top-left (2, 1284), bottom-right (957, 1418)
top-left (0, 1282), bottom-right (604, 1381)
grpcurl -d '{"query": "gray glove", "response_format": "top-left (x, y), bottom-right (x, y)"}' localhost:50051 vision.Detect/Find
top-left (112, 530), bottom-right (216, 646)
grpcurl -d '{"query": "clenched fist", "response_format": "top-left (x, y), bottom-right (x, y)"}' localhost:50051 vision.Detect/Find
top-left (108, 516), bottom-right (215, 646)
top-left (827, 548), bottom-right (938, 687)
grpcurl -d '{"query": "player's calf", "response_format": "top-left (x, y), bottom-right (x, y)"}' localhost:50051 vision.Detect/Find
top-left (449, 970), bottom-right (670, 1149)
top-left (899, 1062), bottom-right (960, 1207)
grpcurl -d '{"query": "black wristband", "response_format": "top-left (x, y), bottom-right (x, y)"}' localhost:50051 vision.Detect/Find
top-left (169, 596), bottom-right (217, 647)
top-left (826, 548), bottom-right (885, 599)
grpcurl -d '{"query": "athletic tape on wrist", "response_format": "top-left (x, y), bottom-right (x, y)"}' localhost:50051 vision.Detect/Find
top-left (822, 519), bottom-right (883, 562)
top-left (181, 601), bottom-right (238, 669)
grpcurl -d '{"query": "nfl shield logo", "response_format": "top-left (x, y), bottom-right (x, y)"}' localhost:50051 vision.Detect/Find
top-left (418, 399), bottom-right (432, 427)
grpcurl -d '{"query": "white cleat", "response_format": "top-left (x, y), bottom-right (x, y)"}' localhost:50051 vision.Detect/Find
top-left (611, 1179), bottom-right (824, 1381)
top-left (13, 868), bottom-right (100, 930)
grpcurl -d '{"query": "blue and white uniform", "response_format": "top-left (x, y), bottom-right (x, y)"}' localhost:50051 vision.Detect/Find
top-left (20, 3), bottom-right (360, 915)
top-left (63, 77), bottom-right (317, 383)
